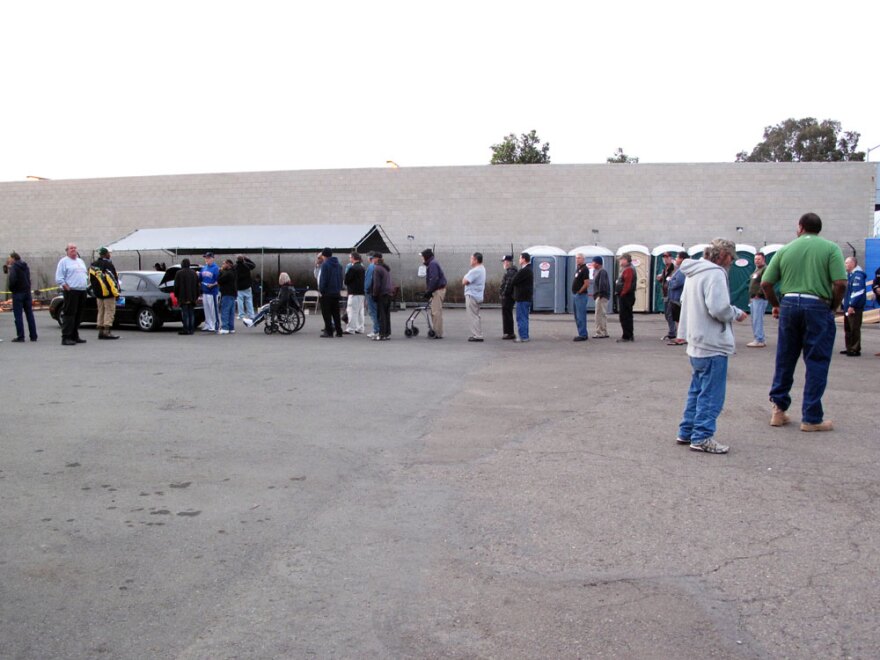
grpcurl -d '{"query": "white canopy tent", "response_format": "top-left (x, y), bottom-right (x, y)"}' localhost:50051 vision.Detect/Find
top-left (106, 224), bottom-right (395, 255)
top-left (106, 224), bottom-right (397, 306)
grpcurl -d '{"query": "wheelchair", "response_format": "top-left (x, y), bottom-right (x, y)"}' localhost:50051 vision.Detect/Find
top-left (255, 297), bottom-right (306, 335)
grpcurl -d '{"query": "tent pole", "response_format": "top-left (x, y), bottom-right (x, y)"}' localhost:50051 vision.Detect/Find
top-left (261, 248), bottom-right (265, 307)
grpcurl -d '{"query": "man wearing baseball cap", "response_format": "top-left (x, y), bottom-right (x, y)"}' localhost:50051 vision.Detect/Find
top-left (499, 255), bottom-right (517, 339)
top-left (591, 256), bottom-right (611, 338)
top-left (199, 252), bottom-right (220, 332)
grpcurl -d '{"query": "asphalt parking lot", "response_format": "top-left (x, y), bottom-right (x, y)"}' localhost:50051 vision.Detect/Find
top-left (2, 308), bottom-right (878, 659)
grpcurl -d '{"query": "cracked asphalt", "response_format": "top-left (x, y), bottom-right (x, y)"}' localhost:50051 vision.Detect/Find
top-left (2, 309), bottom-right (878, 659)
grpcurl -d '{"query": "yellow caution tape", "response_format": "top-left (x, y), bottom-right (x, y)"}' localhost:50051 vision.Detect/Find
top-left (0, 286), bottom-right (61, 295)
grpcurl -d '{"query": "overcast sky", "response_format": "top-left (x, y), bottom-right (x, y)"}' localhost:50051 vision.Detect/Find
top-left (2, 0), bottom-right (878, 183)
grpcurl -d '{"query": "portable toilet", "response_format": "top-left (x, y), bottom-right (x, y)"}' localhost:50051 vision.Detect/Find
top-left (615, 244), bottom-right (651, 312)
top-left (523, 245), bottom-right (567, 313)
top-left (650, 244), bottom-right (685, 313)
top-left (762, 243), bottom-right (785, 264)
top-left (567, 245), bottom-right (614, 313)
top-left (688, 243), bottom-right (709, 259)
top-left (760, 243), bottom-right (786, 311)
top-left (729, 244), bottom-right (756, 310)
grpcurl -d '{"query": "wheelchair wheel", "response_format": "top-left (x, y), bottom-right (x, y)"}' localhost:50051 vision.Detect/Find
top-left (264, 323), bottom-right (275, 335)
top-left (404, 328), bottom-right (413, 337)
top-left (278, 313), bottom-right (296, 335)
top-left (411, 326), bottom-right (420, 336)
top-left (291, 309), bottom-right (306, 333)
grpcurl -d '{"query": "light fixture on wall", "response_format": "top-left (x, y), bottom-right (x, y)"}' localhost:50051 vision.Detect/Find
top-left (26, 175), bottom-right (50, 181)
top-left (736, 226), bottom-right (744, 234)
top-left (386, 160), bottom-right (399, 168)
top-left (592, 228), bottom-right (599, 245)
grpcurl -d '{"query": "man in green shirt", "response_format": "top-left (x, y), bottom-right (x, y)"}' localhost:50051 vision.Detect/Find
top-left (761, 212), bottom-right (847, 432)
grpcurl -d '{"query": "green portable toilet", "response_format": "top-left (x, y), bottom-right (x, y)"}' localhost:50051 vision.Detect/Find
top-left (651, 244), bottom-right (685, 313)
top-left (729, 244), bottom-right (756, 311)
top-left (760, 243), bottom-right (785, 311)
top-left (688, 243), bottom-right (709, 259)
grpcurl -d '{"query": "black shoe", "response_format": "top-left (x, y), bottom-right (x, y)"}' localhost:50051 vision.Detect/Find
top-left (336, 333), bottom-right (343, 337)
top-left (320, 332), bottom-right (334, 338)
top-left (11, 337), bottom-right (25, 343)
top-left (62, 339), bottom-right (77, 346)
top-left (178, 330), bottom-right (189, 335)
top-left (616, 337), bottom-right (633, 343)
top-left (30, 337), bottom-right (38, 342)
top-left (839, 349), bottom-right (850, 354)
top-left (104, 333), bottom-right (119, 340)
top-left (573, 336), bottom-right (587, 342)
top-left (502, 334), bottom-right (515, 340)
top-left (468, 337), bottom-right (484, 342)
top-left (846, 351), bottom-right (861, 357)
top-left (74, 338), bottom-right (87, 344)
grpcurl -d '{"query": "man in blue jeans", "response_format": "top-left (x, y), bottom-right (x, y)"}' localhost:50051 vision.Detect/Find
top-left (761, 212), bottom-right (847, 431)
top-left (675, 238), bottom-right (747, 454)
top-left (746, 252), bottom-right (767, 348)
top-left (570, 253), bottom-right (590, 342)
top-left (510, 252), bottom-right (533, 343)
top-left (6, 252), bottom-right (38, 342)
top-left (364, 252), bottom-right (380, 338)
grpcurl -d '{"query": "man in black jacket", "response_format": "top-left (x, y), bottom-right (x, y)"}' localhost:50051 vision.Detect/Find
top-left (235, 254), bottom-right (256, 320)
top-left (6, 251), bottom-right (38, 342)
top-left (174, 259), bottom-right (201, 335)
top-left (344, 252), bottom-right (366, 334)
top-left (510, 252), bottom-right (534, 342)
top-left (499, 255), bottom-right (517, 339)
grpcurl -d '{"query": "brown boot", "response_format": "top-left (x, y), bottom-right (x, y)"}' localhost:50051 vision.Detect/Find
top-left (801, 420), bottom-right (833, 432)
top-left (770, 403), bottom-right (790, 427)
top-left (98, 326), bottom-right (107, 339)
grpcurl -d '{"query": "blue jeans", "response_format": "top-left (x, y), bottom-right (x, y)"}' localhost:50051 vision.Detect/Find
top-left (572, 293), bottom-right (588, 338)
top-left (678, 355), bottom-right (729, 444)
top-left (749, 297), bottom-right (767, 342)
top-left (12, 292), bottom-right (38, 340)
top-left (366, 294), bottom-right (380, 334)
top-left (769, 297), bottom-right (835, 424)
top-left (515, 301), bottom-right (531, 340)
top-left (236, 288), bottom-right (254, 318)
top-left (220, 295), bottom-right (236, 331)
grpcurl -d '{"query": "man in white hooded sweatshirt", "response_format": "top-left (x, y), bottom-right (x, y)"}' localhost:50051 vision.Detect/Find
top-left (675, 238), bottom-right (748, 454)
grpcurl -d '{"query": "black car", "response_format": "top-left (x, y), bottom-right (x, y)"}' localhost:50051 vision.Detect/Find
top-left (50, 267), bottom-right (205, 332)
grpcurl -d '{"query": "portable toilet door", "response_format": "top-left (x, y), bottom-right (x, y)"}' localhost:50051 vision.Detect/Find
top-left (523, 245), bottom-right (567, 313)
top-left (729, 244), bottom-right (756, 311)
top-left (762, 243), bottom-right (785, 265)
top-left (760, 243), bottom-right (785, 311)
top-left (567, 245), bottom-right (614, 313)
top-left (688, 243), bottom-right (709, 259)
top-left (616, 244), bottom-right (651, 312)
top-left (651, 244), bottom-right (685, 313)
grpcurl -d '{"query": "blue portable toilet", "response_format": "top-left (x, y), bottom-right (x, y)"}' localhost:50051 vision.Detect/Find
top-left (524, 245), bottom-right (568, 313)
top-left (567, 245), bottom-right (614, 313)
top-left (651, 244), bottom-right (685, 313)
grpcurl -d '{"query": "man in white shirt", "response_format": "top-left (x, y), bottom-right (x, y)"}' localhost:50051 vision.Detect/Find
top-left (462, 252), bottom-right (486, 342)
top-left (55, 243), bottom-right (89, 346)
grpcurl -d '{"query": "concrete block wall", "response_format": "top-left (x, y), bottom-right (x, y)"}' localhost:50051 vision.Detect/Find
top-left (1, 162), bottom-right (874, 295)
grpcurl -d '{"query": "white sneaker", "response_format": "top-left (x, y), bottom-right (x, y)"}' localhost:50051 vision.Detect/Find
top-left (219, 329), bottom-right (230, 335)
top-left (344, 329), bottom-right (355, 334)
top-left (746, 341), bottom-right (766, 348)
top-left (367, 333), bottom-right (376, 338)
top-left (243, 318), bottom-right (254, 327)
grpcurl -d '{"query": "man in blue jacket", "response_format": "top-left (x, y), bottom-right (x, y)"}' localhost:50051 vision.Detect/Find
top-left (6, 251), bottom-right (38, 342)
top-left (318, 247), bottom-right (344, 337)
top-left (420, 248), bottom-right (447, 339)
top-left (841, 256), bottom-right (866, 357)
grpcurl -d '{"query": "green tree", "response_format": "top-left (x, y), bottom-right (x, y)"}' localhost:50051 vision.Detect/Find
top-left (490, 130), bottom-right (550, 164)
top-left (607, 148), bottom-right (639, 164)
top-left (736, 118), bottom-right (865, 162)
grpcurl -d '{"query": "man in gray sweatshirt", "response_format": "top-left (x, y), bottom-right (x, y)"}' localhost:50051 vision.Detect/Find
top-left (675, 238), bottom-right (748, 454)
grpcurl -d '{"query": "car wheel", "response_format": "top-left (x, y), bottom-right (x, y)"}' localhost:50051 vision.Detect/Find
top-left (56, 309), bottom-right (65, 328)
top-left (137, 307), bottom-right (162, 332)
